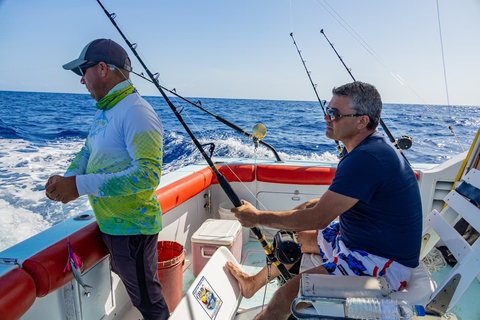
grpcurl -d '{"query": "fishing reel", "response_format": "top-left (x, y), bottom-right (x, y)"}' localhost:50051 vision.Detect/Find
top-left (252, 123), bottom-right (267, 148)
top-left (397, 135), bottom-right (413, 150)
top-left (273, 230), bottom-right (302, 265)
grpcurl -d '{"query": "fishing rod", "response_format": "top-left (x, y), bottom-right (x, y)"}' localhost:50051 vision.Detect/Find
top-left (95, 0), bottom-right (292, 282)
top-left (130, 70), bottom-right (282, 162)
top-left (290, 32), bottom-right (344, 158)
top-left (320, 29), bottom-right (412, 166)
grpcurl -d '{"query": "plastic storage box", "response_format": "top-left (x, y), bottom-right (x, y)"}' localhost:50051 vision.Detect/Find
top-left (191, 219), bottom-right (242, 276)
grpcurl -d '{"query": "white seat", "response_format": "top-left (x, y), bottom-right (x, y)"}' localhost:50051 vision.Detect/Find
top-left (299, 253), bottom-right (436, 306)
top-left (391, 261), bottom-right (436, 306)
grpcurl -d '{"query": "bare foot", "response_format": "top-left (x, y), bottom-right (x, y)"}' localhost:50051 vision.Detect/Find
top-left (225, 261), bottom-right (257, 299)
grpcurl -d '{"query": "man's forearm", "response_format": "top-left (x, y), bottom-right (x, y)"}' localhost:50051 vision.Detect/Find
top-left (258, 208), bottom-right (329, 231)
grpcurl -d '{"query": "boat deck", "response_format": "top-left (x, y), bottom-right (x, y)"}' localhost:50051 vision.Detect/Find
top-left (120, 238), bottom-right (280, 320)
top-left (430, 264), bottom-right (480, 319)
top-left (105, 238), bottom-right (480, 320)
top-left (177, 239), bottom-right (480, 319)
top-left (181, 239), bottom-right (480, 320)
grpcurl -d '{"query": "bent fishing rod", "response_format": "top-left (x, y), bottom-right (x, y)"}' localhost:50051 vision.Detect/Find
top-left (290, 32), bottom-right (344, 158)
top-left (320, 29), bottom-right (412, 166)
top-left (95, 0), bottom-right (292, 282)
top-left (129, 71), bottom-right (282, 162)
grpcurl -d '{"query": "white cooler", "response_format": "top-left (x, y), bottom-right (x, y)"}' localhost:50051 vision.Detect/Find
top-left (191, 219), bottom-right (242, 276)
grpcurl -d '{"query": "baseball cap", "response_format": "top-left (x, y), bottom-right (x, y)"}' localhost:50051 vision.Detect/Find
top-left (63, 39), bottom-right (132, 76)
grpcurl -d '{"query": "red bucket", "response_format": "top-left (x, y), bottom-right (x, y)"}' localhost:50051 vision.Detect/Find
top-left (157, 241), bottom-right (185, 312)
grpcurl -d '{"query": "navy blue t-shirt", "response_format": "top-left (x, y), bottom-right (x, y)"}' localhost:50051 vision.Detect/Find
top-left (329, 132), bottom-right (422, 268)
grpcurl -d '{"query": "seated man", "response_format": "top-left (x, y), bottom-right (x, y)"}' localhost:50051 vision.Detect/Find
top-left (226, 82), bottom-right (422, 320)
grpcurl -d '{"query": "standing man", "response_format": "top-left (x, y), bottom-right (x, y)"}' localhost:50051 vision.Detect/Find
top-left (45, 39), bottom-right (168, 320)
top-left (227, 82), bottom-right (422, 320)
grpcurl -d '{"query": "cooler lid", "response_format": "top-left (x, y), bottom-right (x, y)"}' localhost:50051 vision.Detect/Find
top-left (191, 219), bottom-right (241, 245)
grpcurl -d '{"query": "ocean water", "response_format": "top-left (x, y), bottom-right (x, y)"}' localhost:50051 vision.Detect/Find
top-left (0, 90), bottom-right (479, 252)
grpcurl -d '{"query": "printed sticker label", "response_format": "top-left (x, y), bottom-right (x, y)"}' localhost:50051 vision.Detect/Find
top-left (193, 276), bottom-right (222, 319)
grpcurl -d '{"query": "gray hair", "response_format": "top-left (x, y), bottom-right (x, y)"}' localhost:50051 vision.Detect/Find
top-left (332, 81), bottom-right (382, 130)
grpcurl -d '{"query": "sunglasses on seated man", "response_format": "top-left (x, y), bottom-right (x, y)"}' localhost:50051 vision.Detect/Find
top-left (326, 107), bottom-right (366, 121)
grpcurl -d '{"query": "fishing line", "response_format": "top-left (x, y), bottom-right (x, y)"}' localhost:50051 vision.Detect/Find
top-left (317, 28), bottom-right (402, 138)
top-left (320, 29), bottom-right (412, 166)
top-left (289, 32), bottom-right (344, 158)
top-left (154, 67), bottom-right (280, 265)
top-left (53, 199), bottom-right (91, 293)
top-left (290, 1), bottom-right (409, 157)
top-left (261, 261), bottom-right (272, 311)
top-left (213, 149), bottom-right (271, 217)
top-left (45, 202), bottom-right (70, 242)
top-left (129, 68), bottom-right (282, 162)
top-left (59, 203), bottom-right (70, 241)
top-left (215, 142), bottom-right (278, 240)
top-left (435, 0), bottom-right (451, 109)
top-left (108, 17), bottom-right (279, 183)
top-left (95, 0), bottom-right (292, 282)
top-left (131, 67), bottom-right (284, 179)
top-left (314, 0), bottom-right (464, 152)
top-left (289, 0), bottom-right (293, 33)
top-left (435, 0), bottom-right (464, 152)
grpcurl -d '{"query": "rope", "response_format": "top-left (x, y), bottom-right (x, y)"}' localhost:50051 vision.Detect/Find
top-left (422, 247), bottom-right (447, 272)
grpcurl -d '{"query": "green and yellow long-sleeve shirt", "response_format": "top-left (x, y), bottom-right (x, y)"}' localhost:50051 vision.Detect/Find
top-left (65, 83), bottom-right (163, 235)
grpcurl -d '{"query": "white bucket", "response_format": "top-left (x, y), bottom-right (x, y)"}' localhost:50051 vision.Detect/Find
top-left (219, 201), bottom-right (250, 245)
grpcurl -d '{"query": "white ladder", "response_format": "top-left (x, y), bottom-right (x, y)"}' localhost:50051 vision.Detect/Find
top-left (421, 168), bottom-right (480, 313)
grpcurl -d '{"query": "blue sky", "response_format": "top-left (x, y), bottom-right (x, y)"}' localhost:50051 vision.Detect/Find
top-left (0, 0), bottom-right (479, 105)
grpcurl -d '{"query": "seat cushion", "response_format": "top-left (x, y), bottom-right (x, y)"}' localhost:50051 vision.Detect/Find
top-left (300, 253), bottom-right (324, 273)
top-left (301, 254), bottom-right (435, 306)
top-left (391, 261), bottom-right (436, 305)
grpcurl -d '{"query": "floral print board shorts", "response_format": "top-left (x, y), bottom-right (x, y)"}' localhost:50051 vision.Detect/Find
top-left (308, 222), bottom-right (413, 292)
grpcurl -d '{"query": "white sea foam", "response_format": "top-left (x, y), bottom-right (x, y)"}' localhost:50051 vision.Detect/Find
top-left (210, 136), bottom-right (340, 162)
top-left (0, 199), bottom-right (51, 251)
top-left (0, 138), bottom-right (90, 252)
top-left (0, 133), bottom-right (346, 252)
top-left (161, 134), bottom-right (338, 174)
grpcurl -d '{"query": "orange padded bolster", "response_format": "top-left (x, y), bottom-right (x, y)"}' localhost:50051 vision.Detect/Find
top-left (211, 164), bottom-right (256, 184)
top-left (0, 268), bottom-right (36, 320)
top-left (22, 222), bottom-right (109, 297)
top-left (156, 167), bottom-right (213, 214)
top-left (256, 165), bottom-right (336, 185)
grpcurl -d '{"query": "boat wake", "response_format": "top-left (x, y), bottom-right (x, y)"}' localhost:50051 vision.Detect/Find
top-left (1, 132), bottom-right (337, 252)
